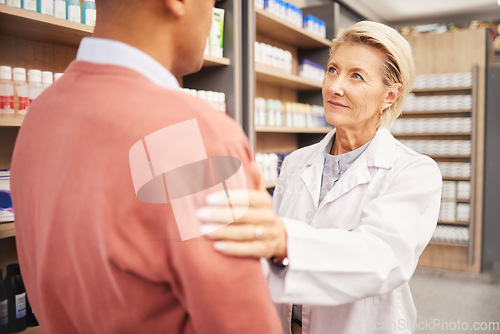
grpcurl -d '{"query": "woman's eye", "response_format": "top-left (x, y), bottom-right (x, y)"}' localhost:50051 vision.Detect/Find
top-left (352, 73), bottom-right (363, 80)
top-left (328, 67), bottom-right (337, 74)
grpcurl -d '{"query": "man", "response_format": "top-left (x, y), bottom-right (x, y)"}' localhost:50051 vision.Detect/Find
top-left (10, 0), bottom-right (282, 332)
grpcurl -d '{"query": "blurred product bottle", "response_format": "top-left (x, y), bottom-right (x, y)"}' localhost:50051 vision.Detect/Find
top-left (66, 0), bottom-right (80, 23)
top-left (12, 68), bottom-right (28, 117)
top-left (21, 0), bottom-right (36, 11)
top-left (41, 71), bottom-right (53, 91)
top-left (0, 66), bottom-right (14, 117)
top-left (27, 70), bottom-right (43, 109)
top-left (53, 0), bottom-right (66, 19)
top-left (6, 0), bottom-right (21, 8)
top-left (37, 0), bottom-right (54, 16)
top-left (81, 0), bottom-right (96, 26)
top-left (4, 264), bottom-right (26, 333)
top-left (0, 269), bottom-right (8, 334)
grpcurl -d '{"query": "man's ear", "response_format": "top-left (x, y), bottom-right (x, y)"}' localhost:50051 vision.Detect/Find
top-left (164, 0), bottom-right (186, 17)
top-left (382, 83), bottom-right (403, 110)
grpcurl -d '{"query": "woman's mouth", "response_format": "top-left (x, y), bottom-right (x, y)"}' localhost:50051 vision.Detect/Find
top-left (327, 101), bottom-right (348, 108)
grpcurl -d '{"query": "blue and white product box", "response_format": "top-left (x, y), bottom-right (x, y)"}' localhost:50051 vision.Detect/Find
top-left (299, 59), bottom-right (325, 82)
top-left (0, 170), bottom-right (13, 223)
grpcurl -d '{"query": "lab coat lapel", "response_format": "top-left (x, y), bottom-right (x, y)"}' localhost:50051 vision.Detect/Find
top-left (318, 127), bottom-right (395, 209)
top-left (299, 130), bottom-right (336, 210)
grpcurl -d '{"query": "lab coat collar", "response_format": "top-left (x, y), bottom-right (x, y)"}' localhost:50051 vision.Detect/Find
top-left (299, 127), bottom-right (396, 209)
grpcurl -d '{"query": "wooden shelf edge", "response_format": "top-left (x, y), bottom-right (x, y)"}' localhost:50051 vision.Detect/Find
top-left (0, 116), bottom-right (24, 127)
top-left (255, 8), bottom-right (332, 48)
top-left (256, 66), bottom-right (322, 90)
top-left (438, 220), bottom-right (469, 226)
top-left (202, 55), bottom-right (231, 67)
top-left (264, 182), bottom-right (276, 189)
top-left (0, 221), bottom-right (16, 239)
top-left (393, 132), bottom-right (471, 138)
top-left (412, 86), bottom-right (472, 93)
top-left (429, 240), bottom-right (468, 247)
top-left (0, 4), bottom-right (93, 46)
top-left (256, 126), bottom-right (333, 134)
top-left (401, 110), bottom-right (472, 117)
top-left (442, 176), bottom-right (470, 181)
top-left (22, 326), bottom-right (41, 334)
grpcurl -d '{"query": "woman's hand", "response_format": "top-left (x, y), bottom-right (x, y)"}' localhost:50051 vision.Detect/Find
top-left (197, 165), bottom-right (287, 259)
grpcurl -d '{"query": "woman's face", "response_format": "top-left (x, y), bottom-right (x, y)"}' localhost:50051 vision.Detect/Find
top-left (322, 43), bottom-right (392, 132)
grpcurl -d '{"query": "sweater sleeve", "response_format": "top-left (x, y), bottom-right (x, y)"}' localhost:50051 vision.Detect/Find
top-left (166, 136), bottom-right (283, 333)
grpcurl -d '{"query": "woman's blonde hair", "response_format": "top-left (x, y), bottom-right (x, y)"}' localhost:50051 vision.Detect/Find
top-left (330, 21), bottom-right (415, 127)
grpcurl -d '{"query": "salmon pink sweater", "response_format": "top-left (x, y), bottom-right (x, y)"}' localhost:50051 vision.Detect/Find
top-left (11, 61), bottom-right (282, 333)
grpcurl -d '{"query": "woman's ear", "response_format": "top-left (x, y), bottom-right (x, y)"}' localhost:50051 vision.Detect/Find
top-left (382, 83), bottom-right (403, 110)
top-left (164, 0), bottom-right (186, 17)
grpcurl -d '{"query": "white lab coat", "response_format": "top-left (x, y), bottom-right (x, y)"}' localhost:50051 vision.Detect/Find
top-left (267, 127), bottom-right (442, 334)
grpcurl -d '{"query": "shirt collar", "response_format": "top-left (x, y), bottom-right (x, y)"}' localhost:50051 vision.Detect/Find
top-left (76, 37), bottom-right (180, 90)
top-left (315, 127), bottom-right (395, 169)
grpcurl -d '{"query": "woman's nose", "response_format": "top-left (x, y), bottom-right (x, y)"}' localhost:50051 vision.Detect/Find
top-left (327, 77), bottom-right (345, 96)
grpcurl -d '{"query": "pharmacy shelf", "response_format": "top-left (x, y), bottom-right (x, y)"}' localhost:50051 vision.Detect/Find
top-left (412, 86), bottom-right (472, 94)
top-left (438, 220), bottom-right (469, 226)
top-left (0, 4), bottom-right (93, 46)
top-left (256, 66), bottom-right (322, 90)
top-left (255, 8), bottom-right (331, 48)
top-left (0, 115), bottom-right (24, 127)
top-left (0, 5), bottom-right (230, 67)
top-left (0, 221), bottom-right (15, 239)
top-left (402, 110), bottom-right (472, 118)
top-left (202, 55), bottom-right (231, 67)
top-left (255, 126), bottom-right (333, 133)
top-left (429, 240), bottom-right (468, 247)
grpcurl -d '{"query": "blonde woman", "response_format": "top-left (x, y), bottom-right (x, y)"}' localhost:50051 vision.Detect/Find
top-left (199, 21), bottom-right (442, 334)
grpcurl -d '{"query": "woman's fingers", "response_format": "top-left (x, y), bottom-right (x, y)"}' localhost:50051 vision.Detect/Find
top-left (201, 223), bottom-right (268, 241)
top-left (213, 240), bottom-right (271, 258)
top-left (197, 206), bottom-right (275, 224)
top-left (205, 189), bottom-right (272, 207)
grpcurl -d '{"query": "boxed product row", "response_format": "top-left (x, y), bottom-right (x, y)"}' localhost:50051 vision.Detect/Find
top-left (204, 8), bottom-right (225, 58)
top-left (442, 181), bottom-right (471, 201)
top-left (399, 140), bottom-right (471, 156)
top-left (413, 72), bottom-right (473, 90)
top-left (255, 42), bottom-right (293, 74)
top-left (254, 98), bottom-right (328, 128)
top-left (299, 59), bottom-right (325, 82)
top-left (432, 225), bottom-right (469, 243)
top-left (390, 118), bottom-right (472, 134)
top-left (180, 88), bottom-right (226, 113)
top-left (403, 94), bottom-right (472, 112)
top-left (255, 0), bottom-right (327, 39)
top-left (2, 0), bottom-right (96, 26)
top-left (0, 66), bottom-right (62, 117)
top-left (439, 201), bottom-right (470, 223)
top-left (437, 162), bottom-right (471, 178)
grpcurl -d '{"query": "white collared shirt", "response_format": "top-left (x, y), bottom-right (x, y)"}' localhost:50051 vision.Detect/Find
top-left (76, 37), bottom-right (180, 90)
